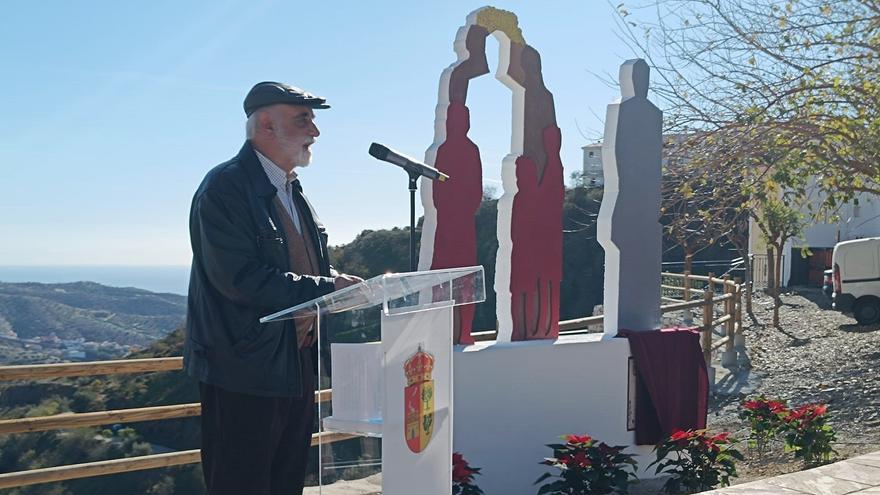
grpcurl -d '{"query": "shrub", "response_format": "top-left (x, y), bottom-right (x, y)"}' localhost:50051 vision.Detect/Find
top-left (650, 429), bottom-right (742, 494)
top-left (452, 452), bottom-right (483, 495)
top-left (780, 403), bottom-right (837, 466)
top-left (738, 396), bottom-right (788, 451)
top-left (535, 434), bottom-right (638, 495)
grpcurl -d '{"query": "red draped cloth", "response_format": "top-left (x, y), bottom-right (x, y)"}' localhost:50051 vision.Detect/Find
top-left (619, 328), bottom-right (709, 445)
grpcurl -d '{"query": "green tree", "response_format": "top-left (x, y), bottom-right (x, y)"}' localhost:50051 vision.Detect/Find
top-left (618, 0), bottom-right (880, 209)
top-left (754, 196), bottom-right (807, 326)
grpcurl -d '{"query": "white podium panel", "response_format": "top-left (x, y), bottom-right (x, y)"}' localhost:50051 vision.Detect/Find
top-left (382, 306), bottom-right (453, 495)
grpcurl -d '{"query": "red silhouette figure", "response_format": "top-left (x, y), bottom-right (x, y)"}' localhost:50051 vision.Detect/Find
top-left (504, 40), bottom-right (564, 341)
top-left (431, 101), bottom-right (483, 344)
top-left (510, 125), bottom-right (564, 340)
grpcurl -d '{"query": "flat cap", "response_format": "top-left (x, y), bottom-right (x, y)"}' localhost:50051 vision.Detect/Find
top-left (243, 81), bottom-right (330, 116)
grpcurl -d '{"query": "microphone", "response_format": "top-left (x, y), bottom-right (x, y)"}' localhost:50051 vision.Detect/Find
top-left (369, 143), bottom-right (450, 182)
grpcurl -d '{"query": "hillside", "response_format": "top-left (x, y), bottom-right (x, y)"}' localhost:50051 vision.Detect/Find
top-left (0, 281), bottom-right (186, 364)
top-left (0, 326), bottom-right (205, 495)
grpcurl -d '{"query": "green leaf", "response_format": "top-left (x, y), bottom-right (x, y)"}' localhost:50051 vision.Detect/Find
top-left (534, 472), bottom-right (553, 485)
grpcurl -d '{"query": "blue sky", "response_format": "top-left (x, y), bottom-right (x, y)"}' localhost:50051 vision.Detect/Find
top-left (0, 1), bottom-right (633, 266)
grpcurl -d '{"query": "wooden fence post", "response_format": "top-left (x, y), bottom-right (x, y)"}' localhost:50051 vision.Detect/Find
top-left (734, 276), bottom-right (746, 353)
top-left (721, 275), bottom-right (737, 368)
top-left (703, 274), bottom-right (716, 386)
top-left (702, 274), bottom-right (715, 367)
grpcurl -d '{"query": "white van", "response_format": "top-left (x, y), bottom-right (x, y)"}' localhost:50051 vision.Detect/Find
top-left (832, 237), bottom-right (880, 324)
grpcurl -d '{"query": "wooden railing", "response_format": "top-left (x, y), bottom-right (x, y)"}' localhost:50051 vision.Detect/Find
top-left (0, 272), bottom-right (743, 489)
top-left (661, 272), bottom-right (745, 368)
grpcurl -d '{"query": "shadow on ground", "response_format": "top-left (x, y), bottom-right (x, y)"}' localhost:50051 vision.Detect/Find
top-left (772, 325), bottom-right (812, 347)
top-left (790, 287), bottom-right (833, 310)
top-left (712, 365), bottom-right (761, 405)
top-left (841, 323), bottom-right (880, 333)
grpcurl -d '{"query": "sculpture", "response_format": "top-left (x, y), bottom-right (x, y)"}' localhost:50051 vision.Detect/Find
top-left (419, 7), bottom-right (564, 343)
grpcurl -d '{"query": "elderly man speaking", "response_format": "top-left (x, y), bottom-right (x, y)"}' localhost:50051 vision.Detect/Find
top-left (184, 81), bottom-right (362, 495)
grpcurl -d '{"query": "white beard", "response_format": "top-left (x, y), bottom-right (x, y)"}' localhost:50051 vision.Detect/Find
top-left (293, 148), bottom-right (312, 168)
top-left (281, 141), bottom-right (313, 168)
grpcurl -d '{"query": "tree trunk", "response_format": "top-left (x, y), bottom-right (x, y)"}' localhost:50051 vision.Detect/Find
top-left (684, 250), bottom-right (693, 277)
top-left (766, 247), bottom-right (776, 297)
top-left (773, 244), bottom-right (784, 328)
top-left (684, 249), bottom-right (694, 325)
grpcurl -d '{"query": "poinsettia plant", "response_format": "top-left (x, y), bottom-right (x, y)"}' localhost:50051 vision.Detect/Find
top-left (452, 452), bottom-right (483, 495)
top-left (738, 395), bottom-right (789, 451)
top-left (535, 433), bottom-right (638, 495)
top-left (650, 429), bottom-right (742, 494)
top-left (780, 403), bottom-right (837, 466)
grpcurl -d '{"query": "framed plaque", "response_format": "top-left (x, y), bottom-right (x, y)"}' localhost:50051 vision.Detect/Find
top-left (626, 357), bottom-right (637, 431)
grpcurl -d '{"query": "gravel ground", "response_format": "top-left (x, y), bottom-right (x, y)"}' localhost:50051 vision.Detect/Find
top-left (702, 287), bottom-right (880, 486)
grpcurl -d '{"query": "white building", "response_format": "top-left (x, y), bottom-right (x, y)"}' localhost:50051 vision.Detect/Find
top-left (750, 192), bottom-right (880, 287)
top-left (583, 134), bottom-right (689, 187)
top-left (581, 141), bottom-right (604, 186)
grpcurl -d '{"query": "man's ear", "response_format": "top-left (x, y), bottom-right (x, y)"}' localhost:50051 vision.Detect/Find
top-left (258, 110), bottom-right (275, 135)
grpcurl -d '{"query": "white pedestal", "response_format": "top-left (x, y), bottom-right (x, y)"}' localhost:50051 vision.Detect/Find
top-left (452, 334), bottom-right (655, 494)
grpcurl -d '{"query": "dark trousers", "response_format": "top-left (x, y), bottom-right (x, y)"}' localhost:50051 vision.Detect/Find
top-left (199, 351), bottom-right (316, 495)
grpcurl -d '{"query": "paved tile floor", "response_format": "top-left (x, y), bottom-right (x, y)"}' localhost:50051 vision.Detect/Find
top-left (702, 451), bottom-right (880, 494)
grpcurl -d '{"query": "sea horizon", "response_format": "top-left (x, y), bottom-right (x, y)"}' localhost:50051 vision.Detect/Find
top-left (0, 265), bottom-right (191, 296)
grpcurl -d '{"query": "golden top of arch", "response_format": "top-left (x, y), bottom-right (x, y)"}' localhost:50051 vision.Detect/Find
top-left (474, 6), bottom-right (525, 44)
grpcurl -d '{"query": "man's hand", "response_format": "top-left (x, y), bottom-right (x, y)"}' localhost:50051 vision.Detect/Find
top-left (334, 273), bottom-right (364, 290)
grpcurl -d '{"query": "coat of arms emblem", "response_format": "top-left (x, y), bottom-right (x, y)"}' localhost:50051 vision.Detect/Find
top-left (404, 345), bottom-right (435, 453)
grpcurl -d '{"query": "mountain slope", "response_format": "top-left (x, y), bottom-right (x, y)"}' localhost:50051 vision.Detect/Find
top-left (0, 281), bottom-right (186, 363)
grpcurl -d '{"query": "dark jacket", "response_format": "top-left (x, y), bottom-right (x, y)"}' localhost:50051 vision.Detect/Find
top-left (184, 141), bottom-right (335, 397)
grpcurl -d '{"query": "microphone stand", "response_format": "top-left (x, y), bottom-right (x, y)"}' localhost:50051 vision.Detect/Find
top-left (407, 170), bottom-right (420, 272)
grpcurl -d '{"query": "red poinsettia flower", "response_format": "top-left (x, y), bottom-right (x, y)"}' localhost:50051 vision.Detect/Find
top-left (452, 452), bottom-right (476, 484)
top-left (768, 401), bottom-right (787, 413)
top-left (566, 434), bottom-right (592, 445)
top-left (670, 430), bottom-right (691, 441)
top-left (788, 403), bottom-right (828, 423)
top-left (538, 433), bottom-right (639, 495)
top-left (742, 400), bottom-right (762, 410)
top-left (711, 432), bottom-right (730, 443)
top-left (787, 406), bottom-right (807, 421)
top-left (702, 438), bottom-right (721, 453)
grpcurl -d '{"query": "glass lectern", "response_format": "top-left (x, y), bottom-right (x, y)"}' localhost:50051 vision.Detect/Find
top-left (260, 266), bottom-right (485, 495)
